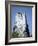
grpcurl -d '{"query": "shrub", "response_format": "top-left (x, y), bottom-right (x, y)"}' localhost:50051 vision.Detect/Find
top-left (12, 32), bottom-right (19, 38)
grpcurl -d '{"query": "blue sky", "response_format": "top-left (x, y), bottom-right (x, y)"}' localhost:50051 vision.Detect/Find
top-left (10, 5), bottom-right (32, 34)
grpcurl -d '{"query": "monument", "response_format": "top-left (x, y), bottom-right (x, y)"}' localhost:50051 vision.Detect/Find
top-left (13, 12), bottom-right (30, 37)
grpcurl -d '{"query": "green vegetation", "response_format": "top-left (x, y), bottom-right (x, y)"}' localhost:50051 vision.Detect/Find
top-left (12, 32), bottom-right (19, 38)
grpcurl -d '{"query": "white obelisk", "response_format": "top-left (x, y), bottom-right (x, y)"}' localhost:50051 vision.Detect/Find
top-left (14, 12), bottom-right (26, 37)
